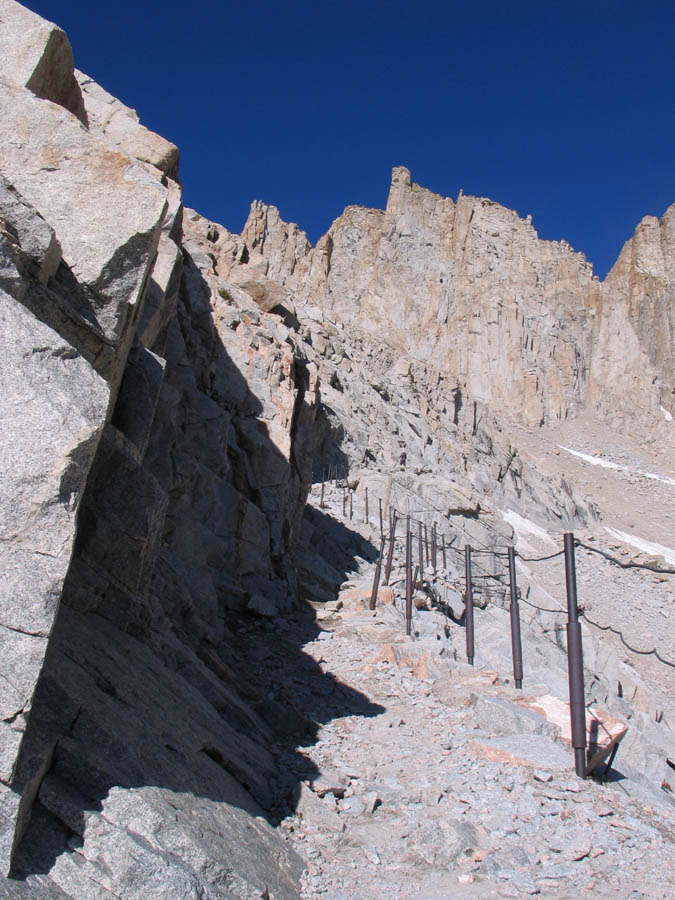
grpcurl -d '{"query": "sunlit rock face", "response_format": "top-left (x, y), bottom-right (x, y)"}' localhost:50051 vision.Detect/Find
top-left (239, 166), bottom-right (602, 427)
top-left (240, 166), bottom-right (674, 434)
top-left (589, 208), bottom-right (675, 427)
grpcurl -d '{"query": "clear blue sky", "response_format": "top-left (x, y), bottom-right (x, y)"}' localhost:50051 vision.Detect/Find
top-left (23, 0), bottom-right (675, 278)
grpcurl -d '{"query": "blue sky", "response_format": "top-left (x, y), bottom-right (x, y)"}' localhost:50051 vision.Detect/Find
top-left (24, 0), bottom-right (675, 278)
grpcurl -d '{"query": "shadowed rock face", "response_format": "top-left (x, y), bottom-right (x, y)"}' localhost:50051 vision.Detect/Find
top-left (0, 2), bottom-right (324, 896)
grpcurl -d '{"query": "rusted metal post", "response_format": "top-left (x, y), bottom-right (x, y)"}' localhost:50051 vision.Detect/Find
top-left (507, 547), bottom-right (523, 689)
top-left (418, 522), bottom-right (424, 582)
top-left (342, 488), bottom-right (347, 517)
top-left (441, 534), bottom-right (447, 570)
top-left (383, 514), bottom-right (397, 585)
top-left (365, 488), bottom-right (369, 524)
top-left (432, 523), bottom-right (437, 573)
top-left (424, 524), bottom-right (430, 566)
top-left (405, 516), bottom-right (412, 636)
top-left (379, 498), bottom-right (384, 537)
top-left (465, 545), bottom-right (475, 665)
top-left (370, 535), bottom-right (385, 610)
top-left (349, 490), bottom-right (353, 520)
top-left (564, 532), bottom-right (587, 778)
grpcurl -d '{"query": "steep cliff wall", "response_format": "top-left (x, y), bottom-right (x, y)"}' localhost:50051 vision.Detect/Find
top-left (239, 167), bottom-right (674, 436)
top-left (0, 2), bottom-right (315, 895)
top-left (590, 208), bottom-right (675, 426)
top-left (2, 2), bottom-right (674, 896)
top-left (241, 166), bottom-right (603, 427)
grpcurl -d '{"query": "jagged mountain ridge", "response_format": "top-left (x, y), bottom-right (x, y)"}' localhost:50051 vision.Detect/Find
top-left (229, 166), bottom-right (675, 432)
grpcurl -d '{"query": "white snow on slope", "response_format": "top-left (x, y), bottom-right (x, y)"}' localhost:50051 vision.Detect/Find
top-left (559, 446), bottom-right (620, 470)
top-left (559, 445), bottom-right (675, 488)
top-left (502, 510), bottom-right (556, 552)
top-left (642, 471), bottom-right (675, 488)
top-left (604, 527), bottom-right (675, 567)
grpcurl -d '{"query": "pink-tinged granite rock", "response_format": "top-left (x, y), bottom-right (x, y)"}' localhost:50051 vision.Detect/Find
top-left (469, 734), bottom-right (572, 771)
top-left (241, 166), bottom-right (602, 427)
top-left (515, 693), bottom-right (628, 774)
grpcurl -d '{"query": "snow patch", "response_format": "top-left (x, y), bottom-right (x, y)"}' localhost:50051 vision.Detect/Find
top-left (604, 527), bottom-right (675, 566)
top-left (559, 445), bottom-right (675, 488)
top-left (502, 510), bottom-right (556, 549)
top-left (642, 471), bottom-right (675, 488)
top-left (559, 446), bottom-right (620, 470)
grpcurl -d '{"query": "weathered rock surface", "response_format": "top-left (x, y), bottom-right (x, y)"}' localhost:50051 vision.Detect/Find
top-left (1, 1), bottom-right (674, 898)
top-left (0, 2), bottom-right (316, 895)
top-left (240, 166), bottom-right (602, 427)
top-left (0, 0), bottom-right (86, 123)
top-left (75, 69), bottom-right (179, 179)
top-left (240, 166), bottom-right (675, 437)
top-left (590, 206), bottom-right (675, 426)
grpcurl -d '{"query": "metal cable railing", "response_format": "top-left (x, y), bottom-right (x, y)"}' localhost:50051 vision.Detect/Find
top-left (312, 471), bottom-right (674, 780)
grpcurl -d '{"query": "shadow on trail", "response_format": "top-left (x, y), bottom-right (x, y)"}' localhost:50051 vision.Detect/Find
top-left (6, 250), bottom-right (384, 892)
top-left (297, 504), bottom-right (379, 605)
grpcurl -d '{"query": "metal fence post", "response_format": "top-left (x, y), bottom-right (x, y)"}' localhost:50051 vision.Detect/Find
top-left (507, 547), bottom-right (523, 689)
top-left (564, 532), bottom-right (587, 778)
top-left (370, 535), bottom-right (385, 610)
top-left (379, 498), bottom-right (384, 537)
top-left (383, 514), bottom-right (397, 585)
top-left (405, 517), bottom-right (412, 636)
top-left (342, 488), bottom-right (347, 517)
top-left (349, 490), bottom-right (353, 520)
top-left (441, 534), bottom-right (447, 570)
top-left (418, 522), bottom-right (424, 584)
top-left (432, 523), bottom-right (437, 573)
top-left (365, 487), bottom-right (369, 524)
top-left (465, 545), bottom-right (475, 665)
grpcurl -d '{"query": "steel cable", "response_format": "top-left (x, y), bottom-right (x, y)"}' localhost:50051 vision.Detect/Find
top-left (580, 613), bottom-right (675, 670)
top-left (575, 540), bottom-right (675, 576)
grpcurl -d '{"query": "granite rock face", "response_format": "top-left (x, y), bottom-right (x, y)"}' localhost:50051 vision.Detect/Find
top-left (0, 0), bottom-right (86, 123)
top-left (590, 207), bottom-right (675, 426)
top-left (0, 2), bottom-right (314, 895)
top-left (241, 166), bottom-right (674, 436)
top-left (241, 166), bottom-right (602, 427)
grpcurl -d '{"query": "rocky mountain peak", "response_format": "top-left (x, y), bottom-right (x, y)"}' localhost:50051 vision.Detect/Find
top-left (0, 0), bottom-right (87, 123)
top-left (242, 198), bottom-right (311, 283)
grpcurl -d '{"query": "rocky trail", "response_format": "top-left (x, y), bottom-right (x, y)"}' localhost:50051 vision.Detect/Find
top-left (263, 594), bottom-right (675, 899)
top-left (232, 485), bottom-right (675, 900)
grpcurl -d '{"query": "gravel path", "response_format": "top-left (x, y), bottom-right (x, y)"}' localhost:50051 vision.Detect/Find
top-left (248, 576), bottom-right (675, 900)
